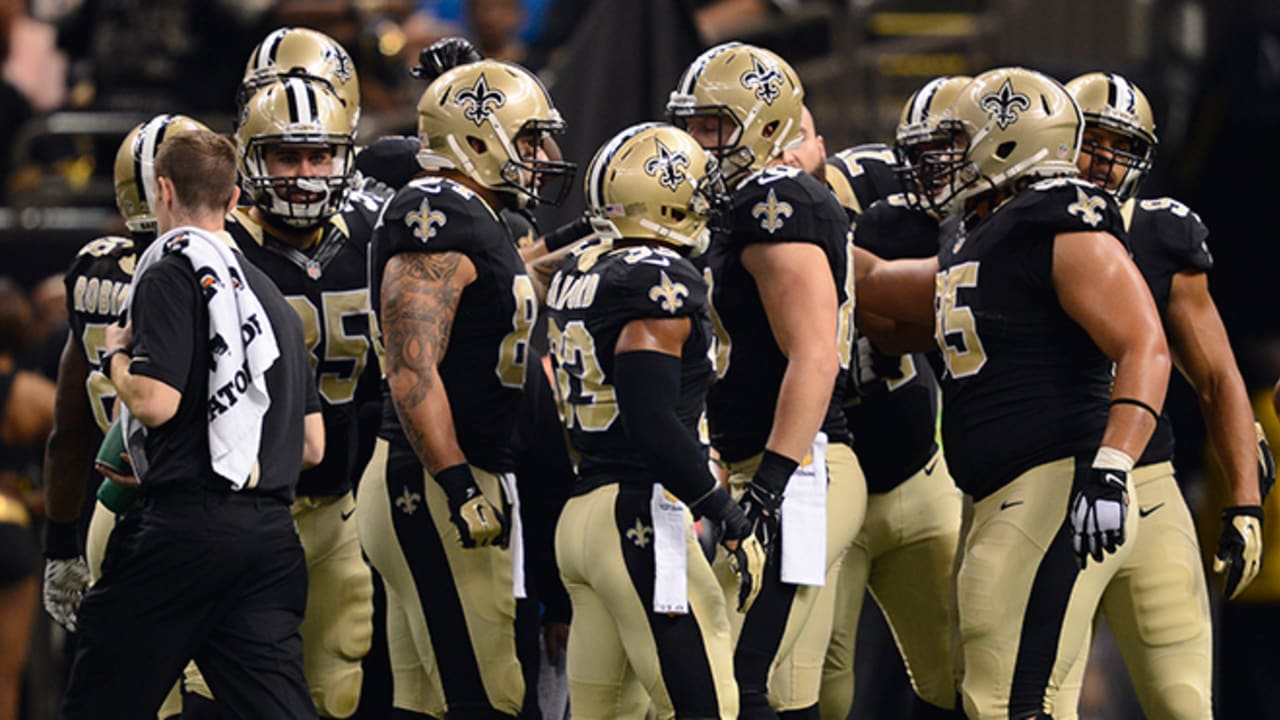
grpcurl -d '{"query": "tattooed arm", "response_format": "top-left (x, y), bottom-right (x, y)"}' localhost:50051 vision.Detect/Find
top-left (382, 250), bottom-right (478, 473)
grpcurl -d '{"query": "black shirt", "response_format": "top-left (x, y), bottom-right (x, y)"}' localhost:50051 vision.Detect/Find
top-left (846, 198), bottom-right (943, 493)
top-left (935, 178), bottom-right (1126, 499)
top-left (129, 240), bottom-right (319, 502)
top-left (227, 182), bottom-right (389, 498)
top-left (704, 166), bottom-right (855, 462)
top-left (370, 177), bottom-right (536, 473)
top-left (546, 242), bottom-right (714, 494)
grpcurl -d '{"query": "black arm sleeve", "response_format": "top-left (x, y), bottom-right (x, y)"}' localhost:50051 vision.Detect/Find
top-left (612, 350), bottom-right (718, 512)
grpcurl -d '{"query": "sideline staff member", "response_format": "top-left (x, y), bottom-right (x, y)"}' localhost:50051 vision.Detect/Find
top-left (59, 129), bottom-right (324, 719)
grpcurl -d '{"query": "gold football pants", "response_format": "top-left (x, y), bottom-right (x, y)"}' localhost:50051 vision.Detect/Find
top-left (958, 457), bottom-right (1137, 720)
top-left (719, 441), bottom-right (866, 714)
top-left (357, 438), bottom-right (523, 718)
top-left (556, 483), bottom-right (738, 719)
top-left (1058, 462), bottom-right (1213, 720)
top-left (817, 448), bottom-right (963, 719)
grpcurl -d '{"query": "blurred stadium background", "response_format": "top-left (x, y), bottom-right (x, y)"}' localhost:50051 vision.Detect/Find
top-left (4, 0), bottom-right (1279, 717)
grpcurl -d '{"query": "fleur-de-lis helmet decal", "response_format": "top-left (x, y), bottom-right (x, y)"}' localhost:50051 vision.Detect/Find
top-left (739, 56), bottom-right (783, 105)
top-left (454, 73), bottom-right (507, 126)
top-left (585, 122), bottom-right (727, 257)
top-left (643, 137), bottom-right (691, 192)
top-left (980, 78), bottom-right (1031, 130)
top-left (416, 59), bottom-right (577, 208)
top-left (932, 67), bottom-right (1083, 214)
top-left (666, 42), bottom-right (805, 183)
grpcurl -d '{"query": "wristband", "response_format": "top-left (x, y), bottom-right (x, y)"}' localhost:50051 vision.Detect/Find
top-left (689, 484), bottom-right (735, 522)
top-left (102, 348), bottom-right (131, 382)
top-left (44, 519), bottom-right (81, 559)
top-left (434, 463), bottom-right (476, 500)
top-left (543, 214), bottom-right (594, 252)
top-left (754, 449), bottom-right (799, 495)
top-left (1109, 397), bottom-right (1160, 424)
top-left (1093, 446), bottom-right (1136, 473)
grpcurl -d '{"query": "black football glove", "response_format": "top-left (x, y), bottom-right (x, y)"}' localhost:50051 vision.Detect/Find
top-left (1214, 506), bottom-right (1263, 600)
top-left (1068, 458), bottom-right (1130, 568)
top-left (1255, 421), bottom-right (1275, 501)
top-left (692, 486), bottom-right (766, 613)
top-left (436, 464), bottom-right (506, 548)
top-left (412, 36), bottom-right (483, 81)
top-left (738, 450), bottom-right (797, 559)
top-left (850, 336), bottom-right (906, 395)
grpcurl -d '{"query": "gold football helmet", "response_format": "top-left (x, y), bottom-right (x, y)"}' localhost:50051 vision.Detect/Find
top-left (236, 77), bottom-right (356, 228)
top-left (238, 26), bottom-right (361, 131)
top-left (416, 59), bottom-right (576, 207)
top-left (1065, 72), bottom-right (1157, 202)
top-left (666, 42), bottom-right (805, 184)
top-left (934, 67), bottom-right (1083, 213)
top-left (894, 75), bottom-right (971, 213)
top-left (584, 122), bottom-right (728, 256)
top-left (113, 114), bottom-right (213, 235)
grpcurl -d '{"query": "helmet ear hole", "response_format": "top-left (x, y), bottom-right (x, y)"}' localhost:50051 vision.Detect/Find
top-left (761, 120), bottom-right (778, 139)
top-left (467, 136), bottom-right (487, 154)
top-left (995, 141), bottom-right (1016, 160)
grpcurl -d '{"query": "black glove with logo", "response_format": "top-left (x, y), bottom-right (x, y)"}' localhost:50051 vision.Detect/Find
top-left (738, 450), bottom-right (797, 559)
top-left (692, 485), bottom-right (766, 613)
top-left (1068, 457), bottom-right (1130, 568)
top-left (412, 36), bottom-right (483, 81)
top-left (1214, 506), bottom-right (1264, 600)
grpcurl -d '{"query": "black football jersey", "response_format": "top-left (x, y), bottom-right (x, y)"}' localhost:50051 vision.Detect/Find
top-left (935, 178), bottom-right (1127, 499)
top-left (227, 184), bottom-right (389, 497)
top-left (546, 242), bottom-right (713, 496)
top-left (1124, 196), bottom-right (1213, 467)
top-left (845, 198), bottom-right (942, 493)
top-left (825, 142), bottom-right (907, 217)
top-left (64, 236), bottom-right (136, 438)
top-left (370, 176), bottom-right (537, 473)
top-left (703, 166), bottom-right (855, 462)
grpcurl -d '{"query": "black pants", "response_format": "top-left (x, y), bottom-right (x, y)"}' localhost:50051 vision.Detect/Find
top-left (60, 490), bottom-right (314, 720)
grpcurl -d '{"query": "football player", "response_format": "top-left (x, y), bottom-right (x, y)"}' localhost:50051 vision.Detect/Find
top-left (40, 113), bottom-right (211, 720)
top-left (549, 121), bottom-right (765, 720)
top-left (236, 25), bottom-right (361, 131)
top-left (781, 91), bottom-right (968, 720)
top-left (224, 76), bottom-right (382, 719)
top-left (1050, 71), bottom-right (1269, 719)
top-left (854, 67), bottom-right (1171, 719)
top-left (357, 58), bottom-right (574, 720)
top-left (667, 42), bottom-right (867, 718)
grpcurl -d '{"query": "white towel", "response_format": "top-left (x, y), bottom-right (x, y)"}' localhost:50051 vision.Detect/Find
top-left (499, 472), bottom-right (527, 599)
top-left (781, 432), bottom-right (828, 586)
top-left (651, 484), bottom-right (689, 614)
top-left (122, 227), bottom-right (280, 490)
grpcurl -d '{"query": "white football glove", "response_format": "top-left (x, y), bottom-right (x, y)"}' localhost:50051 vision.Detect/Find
top-left (43, 556), bottom-right (91, 632)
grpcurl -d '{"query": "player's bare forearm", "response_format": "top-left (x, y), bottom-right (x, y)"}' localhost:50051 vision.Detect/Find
top-left (43, 334), bottom-right (93, 524)
top-left (1166, 271), bottom-right (1259, 505)
top-left (382, 251), bottom-right (474, 473)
